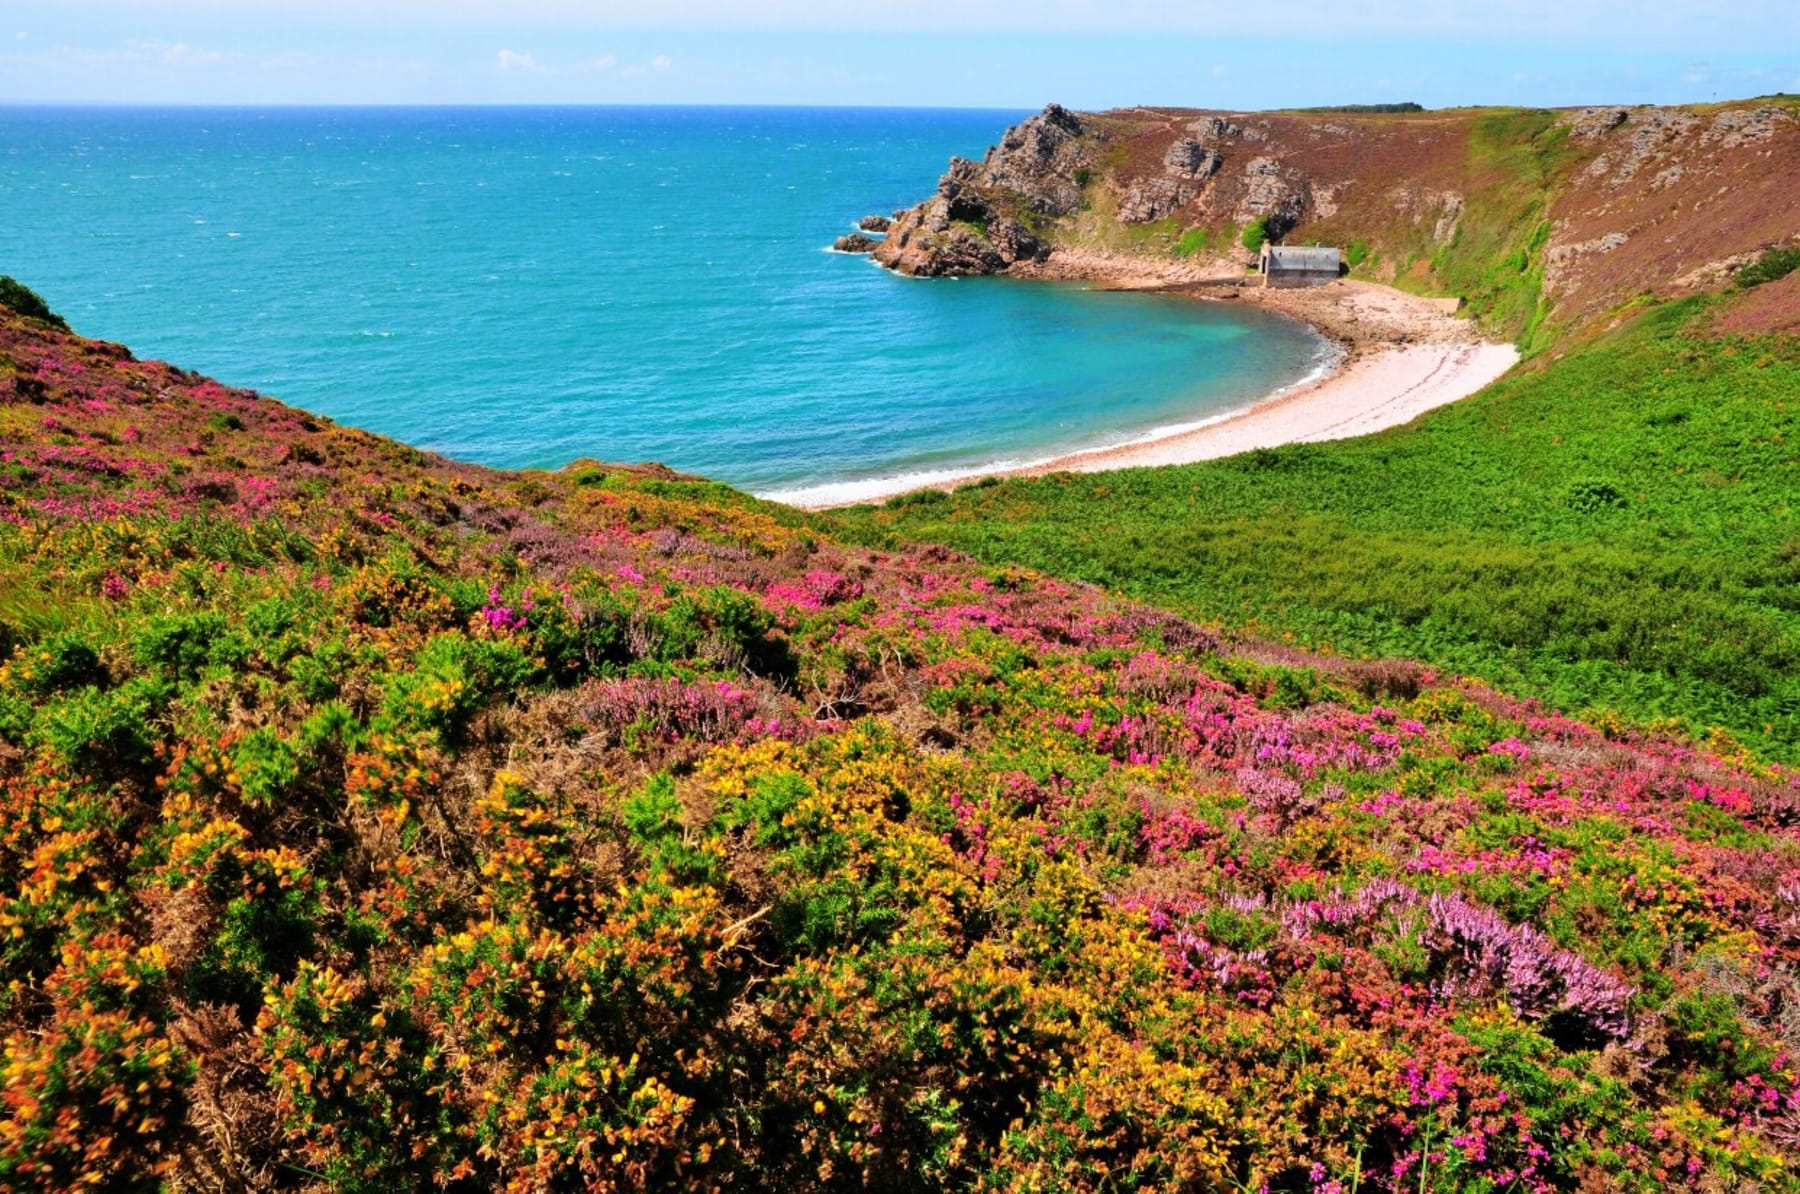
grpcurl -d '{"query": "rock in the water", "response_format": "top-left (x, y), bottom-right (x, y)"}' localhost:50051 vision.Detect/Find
top-left (832, 233), bottom-right (878, 254)
top-left (857, 214), bottom-right (893, 233)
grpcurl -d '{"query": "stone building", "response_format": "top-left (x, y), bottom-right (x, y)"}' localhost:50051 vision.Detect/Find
top-left (1259, 244), bottom-right (1343, 288)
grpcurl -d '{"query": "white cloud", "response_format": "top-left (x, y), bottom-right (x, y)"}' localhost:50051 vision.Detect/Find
top-left (650, 54), bottom-right (672, 71)
top-left (495, 47), bottom-right (540, 72)
top-left (578, 53), bottom-right (618, 71)
top-left (159, 40), bottom-right (224, 66)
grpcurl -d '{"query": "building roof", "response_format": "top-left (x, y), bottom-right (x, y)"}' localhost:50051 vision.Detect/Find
top-left (1263, 245), bottom-right (1342, 271)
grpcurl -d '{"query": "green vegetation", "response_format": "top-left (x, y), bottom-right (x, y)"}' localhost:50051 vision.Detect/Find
top-left (1418, 111), bottom-right (1573, 350)
top-left (8, 298), bottom-right (1800, 1190)
top-left (1240, 216), bottom-right (1270, 253)
top-left (0, 277), bottom-right (69, 332)
top-left (838, 300), bottom-right (1800, 763)
top-left (1174, 226), bottom-right (1213, 256)
top-left (1738, 245), bottom-right (1800, 288)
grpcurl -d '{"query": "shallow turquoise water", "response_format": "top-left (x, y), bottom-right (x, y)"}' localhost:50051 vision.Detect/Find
top-left (0, 106), bottom-right (1328, 499)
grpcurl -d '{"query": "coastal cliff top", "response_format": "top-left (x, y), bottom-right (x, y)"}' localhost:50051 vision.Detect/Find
top-left (871, 96), bottom-right (1800, 348)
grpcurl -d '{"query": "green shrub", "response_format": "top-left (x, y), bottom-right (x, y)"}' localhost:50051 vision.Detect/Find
top-left (0, 275), bottom-right (69, 331)
top-left (1736, 245), bottom-right (1800, 288)
top-left (1240, 217), bottom-right (1270, 253)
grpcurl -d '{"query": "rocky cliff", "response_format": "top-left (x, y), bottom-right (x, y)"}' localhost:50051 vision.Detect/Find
top-left (873, 98), bottom-right (1800, 341)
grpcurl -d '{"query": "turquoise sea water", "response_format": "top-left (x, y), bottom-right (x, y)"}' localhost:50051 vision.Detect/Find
top-left (0, 106), bottom-right (1328, 501)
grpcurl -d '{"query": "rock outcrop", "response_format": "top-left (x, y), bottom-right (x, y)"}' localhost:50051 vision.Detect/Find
top-left (832, 233), bottom-right (878, 254)
top-left (1232, 156), bottom-right (1312, 238)
top-left (857, 214), bottom-right (893, 233)
top-left (1117, 139), bottom-right (1224, 224)
top-left (872, 104), bottom-right (1081, 276)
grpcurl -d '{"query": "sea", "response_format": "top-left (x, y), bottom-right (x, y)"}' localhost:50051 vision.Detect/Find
top-left (0, 106), bottom-right (1331, 503)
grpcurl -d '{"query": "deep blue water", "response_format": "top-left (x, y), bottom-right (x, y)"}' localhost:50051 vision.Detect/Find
top-left (0, 106), bottom-right (1327, 501)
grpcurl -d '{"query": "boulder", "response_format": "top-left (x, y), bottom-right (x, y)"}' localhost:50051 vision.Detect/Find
top-left (832, 233), bottom-right (878, 254)
top-left (857, 214), bottom-right (893, 233)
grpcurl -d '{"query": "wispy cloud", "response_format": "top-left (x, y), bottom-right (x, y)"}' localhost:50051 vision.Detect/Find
top-left (158, 40), bottom-right (225, 67)
top-left (495, 47), bottom-right (541, 72)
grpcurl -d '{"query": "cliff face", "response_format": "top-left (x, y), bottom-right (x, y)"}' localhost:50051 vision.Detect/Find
top-left (873, 103), bottom-right (1095, 276)
top-left (874, 99), bottom-right (1800, 340)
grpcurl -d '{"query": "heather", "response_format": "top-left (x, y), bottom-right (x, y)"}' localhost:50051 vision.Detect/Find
top-left (5, 307), bottom-right (1800, 1192)
top-left (840, 300), bottom-right (1800, 765)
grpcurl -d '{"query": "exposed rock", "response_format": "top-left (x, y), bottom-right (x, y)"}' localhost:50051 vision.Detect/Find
top-left (1189, 116), bottom-right (1243, 142)
top-left (944, 156), bottom-right (982, 185)
top-left (1566, 107), bottom-right (1629, 139)
top-left (930, 176), bottom-right (992, 226)
top-left (857, 214), bottom-right (893, 233)
top-left (1701, 105), bottom-right (1793, 147)
top-left (1389, 186), bottom-right (1464, 243)
top-left (1672, 249), bottom-right (1766, 290)
top-left (1585, 109), bottom-right (1701, 185)
top-left (988, 218), bottom-right (1048, 263)
top-left (833, 233), bottom-right (878, 254)
top-left (976, 104), bottom-right (1095, 217)
top-left (1120, 176), bottom-right (1197, 224)
top-left (1434, 195), bottom-right (1465, 244)
top-left (871, 103), bottom-right (1100, 275)
top-left (1234, 157), bottom-right (1312, 238)
top-left (1544, 230), bottom-right (1632, 295)
top-left (1163, 138), bottom-right (1222, 178)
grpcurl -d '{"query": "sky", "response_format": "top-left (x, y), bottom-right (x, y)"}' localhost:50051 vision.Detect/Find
top-left (2, 1), bottom-right (1796, 109)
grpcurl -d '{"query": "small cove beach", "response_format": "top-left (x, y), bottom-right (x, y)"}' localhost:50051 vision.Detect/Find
top-left (794, 273), bottom-right (1519, 508)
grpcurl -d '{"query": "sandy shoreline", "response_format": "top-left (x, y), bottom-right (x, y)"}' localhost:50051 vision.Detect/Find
top-left (776, 266), bottom-right (1518, 509)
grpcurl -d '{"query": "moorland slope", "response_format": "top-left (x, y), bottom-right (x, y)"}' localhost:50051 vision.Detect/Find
top-left (3, 288), bottom-right (1800, 1191)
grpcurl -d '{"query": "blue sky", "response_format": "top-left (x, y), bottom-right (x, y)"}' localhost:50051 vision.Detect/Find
top-left (3, 1), bottom-right (1795, 108)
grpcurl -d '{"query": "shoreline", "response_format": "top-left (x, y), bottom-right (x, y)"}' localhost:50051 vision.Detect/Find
top-left (772, 263), bottom-right (1518, 510)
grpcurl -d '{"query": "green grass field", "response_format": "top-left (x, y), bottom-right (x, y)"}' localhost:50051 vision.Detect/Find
top-left (836, 299), bottom-right (1800, 761)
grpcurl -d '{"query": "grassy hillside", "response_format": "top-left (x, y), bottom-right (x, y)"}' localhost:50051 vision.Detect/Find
top-left (838, 300), bottom-right (1800, 764)
top-left (7, 293), bottom-right (1800, 1190)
